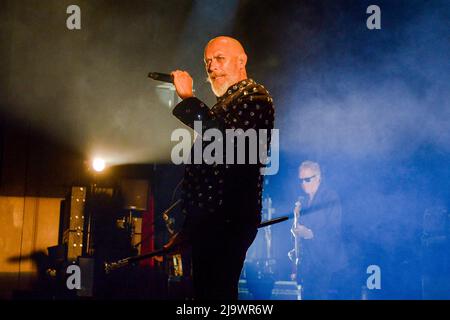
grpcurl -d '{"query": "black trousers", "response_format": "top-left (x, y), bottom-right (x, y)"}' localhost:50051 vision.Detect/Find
top-left (191, 224), bottom-right (257, 300)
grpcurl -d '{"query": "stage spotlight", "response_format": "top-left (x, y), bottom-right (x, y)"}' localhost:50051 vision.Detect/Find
top-left (92, 158), bottom-right (106, 172)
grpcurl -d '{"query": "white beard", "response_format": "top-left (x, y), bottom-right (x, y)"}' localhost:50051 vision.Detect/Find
top-left (210, 82), bottom-right (229, 97)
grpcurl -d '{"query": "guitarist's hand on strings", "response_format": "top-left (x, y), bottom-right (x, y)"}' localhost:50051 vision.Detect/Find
top-left (291, 201), bottom-right (314, 239)
top-left (293, 225), bottom-right (314, 239)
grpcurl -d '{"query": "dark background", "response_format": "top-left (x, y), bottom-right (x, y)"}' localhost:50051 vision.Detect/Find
top-left (0, 0), bottom-right (449, 299)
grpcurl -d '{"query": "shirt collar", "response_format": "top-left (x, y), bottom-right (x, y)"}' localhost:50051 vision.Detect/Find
top-left (216, 78), bottom-right (254, 103)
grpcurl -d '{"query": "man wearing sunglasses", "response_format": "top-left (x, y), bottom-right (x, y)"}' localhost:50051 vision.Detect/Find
top-left (291, 161), bottom-right (348, 299)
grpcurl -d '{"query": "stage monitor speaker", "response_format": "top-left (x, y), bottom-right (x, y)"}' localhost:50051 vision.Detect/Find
top-left (238, 280), bottom-right (301, 300)
top-left (120, 179), bottom-right (149, 211)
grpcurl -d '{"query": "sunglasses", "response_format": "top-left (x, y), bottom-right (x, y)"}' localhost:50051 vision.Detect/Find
top-left (300, 175), bottom-right (317, 184)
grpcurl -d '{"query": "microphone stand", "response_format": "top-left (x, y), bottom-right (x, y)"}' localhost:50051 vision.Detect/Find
top-left (104, 214), bottom-right (290, 273)
top-left (104, 200), bottom-right (339, 273)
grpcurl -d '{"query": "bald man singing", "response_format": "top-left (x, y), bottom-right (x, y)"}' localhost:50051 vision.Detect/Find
top-left (166, 36), bottom-right (275, 300)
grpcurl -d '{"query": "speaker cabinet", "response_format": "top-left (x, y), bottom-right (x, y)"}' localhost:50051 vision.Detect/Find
top-left (60, 186), bottom-right (87, 262)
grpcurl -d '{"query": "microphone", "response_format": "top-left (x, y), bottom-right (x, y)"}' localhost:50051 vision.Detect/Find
top-left (148, 72), bottom-right (173, 83)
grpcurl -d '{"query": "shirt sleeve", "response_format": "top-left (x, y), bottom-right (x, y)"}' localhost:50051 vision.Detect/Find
top-left (172, 97), bottom-right (216, 131)
top-left (303, 191), bottom-right (343, 243)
